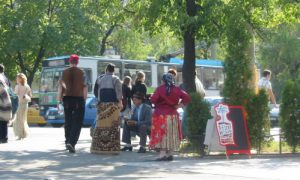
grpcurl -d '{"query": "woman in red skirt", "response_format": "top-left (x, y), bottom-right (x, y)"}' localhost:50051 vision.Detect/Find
top-left (150, 73), bottom-right (190, 161)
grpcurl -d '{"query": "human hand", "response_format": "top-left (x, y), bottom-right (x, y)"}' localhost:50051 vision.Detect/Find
top-left (126, 120), bottom-right (137, 126)
top-left (175, 103), bottom-right (184, 109)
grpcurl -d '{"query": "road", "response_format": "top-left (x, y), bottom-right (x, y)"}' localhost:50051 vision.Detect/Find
top-left (0, 126), bottom-right (299, 180)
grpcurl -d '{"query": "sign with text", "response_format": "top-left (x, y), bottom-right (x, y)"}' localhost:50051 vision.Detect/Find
top-left (214, 103), bottom-right (251, 158)
top-left (214, 103), bottom-right (236, 146)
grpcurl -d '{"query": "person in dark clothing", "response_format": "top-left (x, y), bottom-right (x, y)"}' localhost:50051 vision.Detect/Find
top-left (0, 64), bottom-right (11, 87)
top-left (57, 54), bottom-right (87, 153)
top-left (121, 76), bottom-right (132, 112)
top-left (131, 71), bottom-right (147, 99)
top-left (0, 77), bottom-right (12, 144)
top-left (0, 64), bottom-right (12, 144)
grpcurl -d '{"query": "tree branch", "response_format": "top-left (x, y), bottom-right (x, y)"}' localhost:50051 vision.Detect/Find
top-left (16, 52), bottom-right (31, 75)
top-left (99, 24), bottom-right (116, 55)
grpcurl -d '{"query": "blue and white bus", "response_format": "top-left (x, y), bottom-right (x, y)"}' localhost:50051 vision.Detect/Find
top-left (39, 56), bottom-right (224, 127)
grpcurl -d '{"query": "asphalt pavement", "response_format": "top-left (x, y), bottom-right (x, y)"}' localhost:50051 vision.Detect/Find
top-left (0, 127), bottom-right (300, 180)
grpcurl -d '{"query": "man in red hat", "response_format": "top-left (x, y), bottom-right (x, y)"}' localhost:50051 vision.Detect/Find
top-left (57, 54), bottom-right (87, 153)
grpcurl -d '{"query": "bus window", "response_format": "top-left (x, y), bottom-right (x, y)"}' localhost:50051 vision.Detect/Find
top-left (40, 68), bottom-right (64, 93)
top-left (124, 63), bottom-right (152, 87)
top-left (97, 61), bottom-right (123, 79)
top-left (198, 67), bottom-right (224, 90)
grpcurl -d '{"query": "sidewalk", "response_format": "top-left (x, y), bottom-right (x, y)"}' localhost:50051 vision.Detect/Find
top-left (0, 127), bottom-right (300, 180)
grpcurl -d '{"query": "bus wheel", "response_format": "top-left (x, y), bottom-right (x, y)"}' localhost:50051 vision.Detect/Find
top-left (37, 123), bottom-right (47, 127)
top-left (51, 123), bottom-right (63, 128)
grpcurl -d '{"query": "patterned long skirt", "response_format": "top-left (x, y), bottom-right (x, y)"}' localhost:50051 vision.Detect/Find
top-left (90, 102), bottom-right (120, 154)
top-left (13, 101), bottom-right (29, 139)
top-left (149, 114), bottom-right (182, 151)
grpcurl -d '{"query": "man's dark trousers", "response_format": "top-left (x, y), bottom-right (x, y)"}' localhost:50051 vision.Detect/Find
top-left (63, 96), bottom-right (85, 147)
top-left (0, 121), bottom-right (8, 142)
top-left (122, 122), bottom-right (149, 146)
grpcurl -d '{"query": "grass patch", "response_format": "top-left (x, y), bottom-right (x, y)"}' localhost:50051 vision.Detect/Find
top-left (260, 141), bottom-right (300, 153)
top-left (179, 140), bottom-right (204, 157)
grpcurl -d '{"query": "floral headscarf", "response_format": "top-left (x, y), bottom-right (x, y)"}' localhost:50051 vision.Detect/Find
top-left (162, 73), bottom-right (175, 96)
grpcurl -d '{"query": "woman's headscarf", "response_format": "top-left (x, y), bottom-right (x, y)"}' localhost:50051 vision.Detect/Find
top-left (162, 73), bottom-right (175, 96)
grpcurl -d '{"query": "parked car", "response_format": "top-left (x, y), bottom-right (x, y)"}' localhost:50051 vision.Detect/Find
top-left (45, 97), bottom-right (97, 127)
top-left (204, 96), bottom-right (223, 107)
top-left (27, 105), bottom-right (47, 127)
top-left (269, 105), bottom-right (280, 127)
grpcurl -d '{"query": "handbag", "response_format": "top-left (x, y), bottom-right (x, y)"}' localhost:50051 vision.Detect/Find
top-left (22, 86), bottom-right (31, 103)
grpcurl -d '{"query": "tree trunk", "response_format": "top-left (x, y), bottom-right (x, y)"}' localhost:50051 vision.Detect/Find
top-left (28, 45), bottom-right (46, 86)
top-left (246, 24), bottom-right (257, 94)
top-left (183, 0), bottom-right (197, 93)
top-left (210, 39), bottom-right (218, 59)
top-left (99, 25), bottom-right (115, 56)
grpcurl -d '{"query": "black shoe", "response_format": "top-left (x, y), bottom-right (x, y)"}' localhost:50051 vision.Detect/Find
top-left (137, 147), bottom-right (146, 153)
top-left (66, 144), bottom-right (75, 153)
top-left (121, 146), bottom-right (133, 152)
top-left (166, 155), bottom-right (173, 161)
top-left (155, 156), bottom-right (168, 161)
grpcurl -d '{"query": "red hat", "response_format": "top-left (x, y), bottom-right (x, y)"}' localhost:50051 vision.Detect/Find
top-left (69, 54), bottom-right (79, 64)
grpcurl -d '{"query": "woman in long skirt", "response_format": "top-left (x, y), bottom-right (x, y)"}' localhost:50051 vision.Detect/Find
top-left (91, 63), bottom-right (123, 154)
top-left (13, 73), bottom-right (31, 140)
top-left (150, 73), bottom-right (190, 161)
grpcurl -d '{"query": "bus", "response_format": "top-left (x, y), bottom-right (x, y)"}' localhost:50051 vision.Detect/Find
top-left (39, 56), bottom-right (224, 127)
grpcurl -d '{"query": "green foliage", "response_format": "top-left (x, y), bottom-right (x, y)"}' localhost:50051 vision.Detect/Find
top-left (280, 78), bottom-right (300, 153)
top-left (0, 0), bottom-right (132, 86)
top-left (222, 7), bottom-right (253, 106)
top-left (110, 27), bottom-right (181, 60)
top-left (259, 24), bottom-right (300, 100)
top-left (246, 90), bottom-right (270, 151)
top-left (186, 93), bottom-right (212, 145)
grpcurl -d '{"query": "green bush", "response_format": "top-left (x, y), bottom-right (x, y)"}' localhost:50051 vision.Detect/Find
top-left (280, 79), bottom-right (300, 153)
top-left (246, 90), bottom-right (270, 152)
top-left (186, 93), bottom-right (212, 147)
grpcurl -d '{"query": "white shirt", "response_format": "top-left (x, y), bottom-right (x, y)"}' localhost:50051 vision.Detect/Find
top-left (258, 77), bottom-right (272, 90)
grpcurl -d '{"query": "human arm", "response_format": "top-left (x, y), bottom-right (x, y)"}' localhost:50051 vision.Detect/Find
top-left (115, 78), bottom-right (123, 109)
top-left (139, 105), bottom-right (152, 126)
top-left (83, 86), bottom-right (88, 100)
top-left (176, 88), bottom-right (190, 108)
top-left (28, 86), bottom-right (32, 97)
top-left (268, 88), bottom-right (277, 105)
top-left (93, 79), bottom-right (98, 98)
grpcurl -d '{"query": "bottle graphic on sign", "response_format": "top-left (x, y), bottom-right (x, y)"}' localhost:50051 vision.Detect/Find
top-left (215, 103), bottom-right (235, 146)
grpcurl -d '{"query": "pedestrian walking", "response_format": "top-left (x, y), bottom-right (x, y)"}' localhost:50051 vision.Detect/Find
top-left (91, 63), bottom-right (123, 154)
top-left (13, 73), bottom-right (31, 140)
top-left (57, 54), bottom-right (88, 153)
top-left (0, 77), bottom-right (12, 144)
top-left (150, 73), bottom-right (190, 161)
top-left (258, 69), bottom-right (277, 106)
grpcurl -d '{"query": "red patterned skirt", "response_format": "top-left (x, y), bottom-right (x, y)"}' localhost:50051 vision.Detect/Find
top-left (149, 114), bottom-right (182, 151)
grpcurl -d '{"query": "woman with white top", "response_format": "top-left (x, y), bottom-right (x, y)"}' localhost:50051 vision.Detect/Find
top-left (13, 73), bottom-right (31, 140)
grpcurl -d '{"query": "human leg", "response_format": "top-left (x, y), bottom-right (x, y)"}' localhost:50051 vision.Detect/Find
top-left (0, 121), bottom-right (8, 143)
top-left (69, 98), bottom-right (85, 148)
